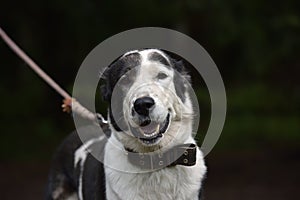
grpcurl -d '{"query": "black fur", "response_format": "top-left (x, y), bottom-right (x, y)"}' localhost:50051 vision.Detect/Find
top-left (101, 50), bottom-right (191, 132)
top-left (101, 53), bottom-right (140, 131)
top-left (46, 50), bottom-right (203, 200)
top-left (101, 52), bottom-right (141, 101)
top-left (45, 125), bottom-right (110, 200)
top-left (148, 51), bottom-right (170, 67)
top-left (171, 59), bottom-right (191, 103)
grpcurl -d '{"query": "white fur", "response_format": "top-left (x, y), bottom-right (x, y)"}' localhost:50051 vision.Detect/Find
top-left (114, 50), bottom-right (191, 152)
top-left (65, 193), bottom-right (79, 200)
top-left (104, 134), bottom-right (206, 200)
top-left (74, 135), bottom-right (106, 200)
top-left (103, 49), bottom-right (206, 200)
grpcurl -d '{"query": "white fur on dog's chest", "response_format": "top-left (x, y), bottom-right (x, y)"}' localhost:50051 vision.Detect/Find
top-left (104, 136), bottom-right (206, 200)
top-left (105, 164), bottom-right (203, 200)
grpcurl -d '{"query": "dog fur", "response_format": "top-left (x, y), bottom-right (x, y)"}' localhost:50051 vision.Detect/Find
top-left (46, 49), bottom-right (206, 200)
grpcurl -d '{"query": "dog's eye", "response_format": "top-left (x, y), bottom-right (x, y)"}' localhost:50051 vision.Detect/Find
top-left (157, 72), bottom-right (168, 80)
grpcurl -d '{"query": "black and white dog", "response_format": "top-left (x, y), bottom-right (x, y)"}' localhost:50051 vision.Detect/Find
top-left (46, 49), bottom-right (206, 200)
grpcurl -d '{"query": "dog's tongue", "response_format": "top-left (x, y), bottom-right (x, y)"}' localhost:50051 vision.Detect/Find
top-left (140, 122), bottom-right (159, 134)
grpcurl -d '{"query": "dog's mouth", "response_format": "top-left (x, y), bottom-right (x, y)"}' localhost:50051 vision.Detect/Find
top-left (137, 113), bottom-right (171, 146)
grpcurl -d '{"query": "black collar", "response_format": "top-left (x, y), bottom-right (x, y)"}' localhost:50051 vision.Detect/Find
top-left (125, 143), bottom-right (197, 170)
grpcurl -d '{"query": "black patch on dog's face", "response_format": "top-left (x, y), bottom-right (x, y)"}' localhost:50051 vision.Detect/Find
top-left (148, 52), bottom-right (170, 67)
top-left (101, 53), bottom-right (140, 101)
top-left (148, 50), bottom-right (190, 103)
top-left (170, 59), bottom-right (190, 103)
top-left (101, 53), bottom-right (141, 131)
top-left (101, 50), bottom-right (191, 132)
top-left (156, 50), bottom-right (190, 103)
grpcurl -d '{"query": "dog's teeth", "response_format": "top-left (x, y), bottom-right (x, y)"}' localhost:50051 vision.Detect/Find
top-left (156, 125), bottom-right (160, 133)
top-left (140, 124), bottom-right (160, 138)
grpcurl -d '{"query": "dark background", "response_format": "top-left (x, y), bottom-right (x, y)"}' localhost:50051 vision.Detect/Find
top-left (1, 0), bottom-right (299, 199)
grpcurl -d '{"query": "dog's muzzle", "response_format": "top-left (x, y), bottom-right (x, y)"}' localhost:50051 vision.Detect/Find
top-left (133, 96), bottom-right (155, 126)
top-left (130, 96), bottom-right (171, 146)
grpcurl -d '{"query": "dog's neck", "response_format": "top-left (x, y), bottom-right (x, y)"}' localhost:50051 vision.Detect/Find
top-left (124, 143), bottom-right (197, 170)
top-left (106, 110), bottom-right (198, 170)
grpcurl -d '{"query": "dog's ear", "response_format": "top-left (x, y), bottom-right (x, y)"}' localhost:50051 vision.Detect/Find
top-left (160, 50), bottom-right (191, 83)
top-left (100, 67), bottom-right (112, 102)
top-left (171, 58), bottom-right (191, 103)
top-left (100, 84), bottom-right (111, 102)
top-left (173, 59), bottom-right (191, 83)
top-left (100, 55), bottom-right (124, 102)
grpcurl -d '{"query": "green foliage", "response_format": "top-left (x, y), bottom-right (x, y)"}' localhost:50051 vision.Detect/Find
top-left (0, 0), bottom-right (299, 160)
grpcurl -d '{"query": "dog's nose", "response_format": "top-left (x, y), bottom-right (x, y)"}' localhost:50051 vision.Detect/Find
top-left (134, 97), bottom-right (155, 116)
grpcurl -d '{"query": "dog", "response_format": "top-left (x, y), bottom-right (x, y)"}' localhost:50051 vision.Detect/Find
top-left (46, 49), bottom-right (207, 200)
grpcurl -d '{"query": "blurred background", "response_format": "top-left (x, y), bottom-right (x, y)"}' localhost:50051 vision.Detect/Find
top-left (0, 0), bottom-right (299, 199)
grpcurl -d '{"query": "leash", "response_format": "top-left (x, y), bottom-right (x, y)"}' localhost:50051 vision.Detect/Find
top-left (0, 26), bottom-right (107, 125)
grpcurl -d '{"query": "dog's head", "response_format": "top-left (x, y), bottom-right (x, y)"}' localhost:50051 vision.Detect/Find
top-left (101, 49), bottom-right (194, 152)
